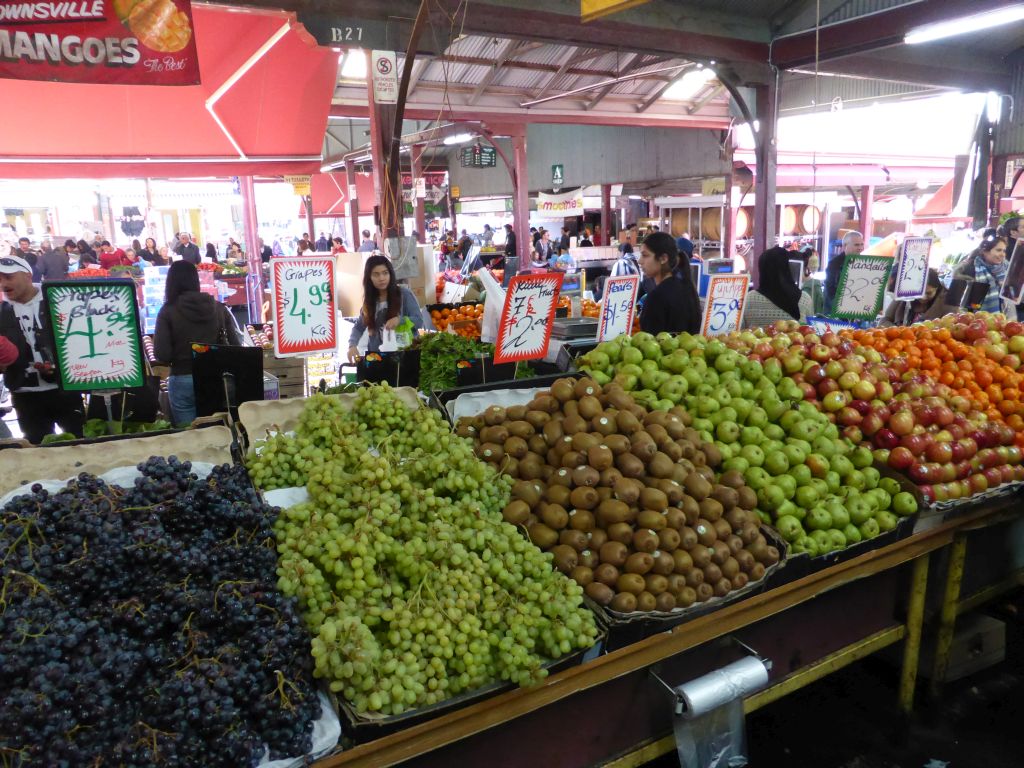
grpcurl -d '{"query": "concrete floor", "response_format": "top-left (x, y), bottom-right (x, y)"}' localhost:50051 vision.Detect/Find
top-left (648, 592), bottom-right (1024, 768)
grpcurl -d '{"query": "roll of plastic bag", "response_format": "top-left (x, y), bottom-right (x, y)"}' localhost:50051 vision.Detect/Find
top-left (478, 268), bottom-right (505, 343)
top-left (672, 656), bottom-right (770, 768)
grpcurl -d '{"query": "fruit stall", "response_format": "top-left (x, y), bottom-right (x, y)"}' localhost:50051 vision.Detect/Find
top-left (2, 311), bottom-right (1024, 767)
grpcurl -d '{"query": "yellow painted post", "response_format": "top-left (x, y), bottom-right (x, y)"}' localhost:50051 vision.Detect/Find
top-left (899, 553), bottom-right (930, 713)
top-left (930, 535), bottom-right (968, 698)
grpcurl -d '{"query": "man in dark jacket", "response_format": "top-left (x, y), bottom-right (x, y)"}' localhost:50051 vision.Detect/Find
top-left (259, 237), bottom-right (273, 263)
top-left (39, 239), bottom-right (69, 280)
top-left (503, 224), bottom-right (516, 260)
top-left (174, 233), bottom-right (201, 264)
top-left (559, 226), bottom-right (571, 252)
top-left (0, 254), bottom-right (84, 442)
top-left (823, 230), bottom-right (865, 315)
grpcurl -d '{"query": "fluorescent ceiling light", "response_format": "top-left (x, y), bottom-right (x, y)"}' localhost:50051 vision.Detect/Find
top-left (904, 5), bottom-right (1024, 45)
top-left (661, 68), bottom-right (715, 102)
top-left (340, 52), bottom-right (367, 79)
top-left (628, 195), bottom-right (643, 200)
top-left (442, 133), bottom-right (475, 145)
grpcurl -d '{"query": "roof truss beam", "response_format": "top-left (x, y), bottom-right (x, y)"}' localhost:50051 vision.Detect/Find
top-left (467, 40), bottom-right (543, 105)
top-left (636, 63), bottom-right (695, 112)
top-left (585, 54), bottom-right (670, 111)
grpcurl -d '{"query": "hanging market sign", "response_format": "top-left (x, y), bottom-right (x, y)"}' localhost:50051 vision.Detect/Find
top-left (272, 258), bottom-right (337, 357)
top-left (285, 174), bottom-right (311, 196)
top-left (597, 275), bottom-right (639, 342)
top-left (44, 279), bottom-right (146, 391)
top-left (894, 236), bottom-right (932, 300)
top-left (296, 12), bottom-right (448, 53)
top-left (0, 0), bottom-right (200, 85)
top-left (700, 274), bottom-right (749, 337)
top-left (536, 188), bottom-right (584, 215)
top-left (832, 255), bottom-right (892, 320)
top-left (460, 145), bottom-right (496, 168)
top-left (494, 273), bottom-right (563, 365)
top-left (371, 50), bottom-right (398, 105)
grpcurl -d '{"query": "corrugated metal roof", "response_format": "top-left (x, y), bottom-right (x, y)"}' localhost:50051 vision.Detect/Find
top-left (781, 72), bottom-right (935, 113)
top-left (820, 0), bottom-right (918, 24)
top-left (995, 61), bottom-right (1024, 156)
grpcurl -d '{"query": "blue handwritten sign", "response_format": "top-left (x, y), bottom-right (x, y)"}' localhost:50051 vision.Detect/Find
top-left (598, 275), bottom-right (639, 341)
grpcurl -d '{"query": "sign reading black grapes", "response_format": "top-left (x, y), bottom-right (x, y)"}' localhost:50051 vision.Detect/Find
top-left (44, 279), bottom-right (146, 391)
top-left (271, 257), bottom-right (337, 357)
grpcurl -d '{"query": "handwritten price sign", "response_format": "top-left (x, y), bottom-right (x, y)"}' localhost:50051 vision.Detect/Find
top-left (272, 258), bottom-right (337, 357)
top-left (494, 273), bottom-right (563, 364)
top-left (598, 275), bottom-right (639, 342)
top-left (833, 255), bottom-right (893, 320)
top-left (700, 275), bottom-right (750, 337)
top-left (44, 279), bottom-right (145, 391)
top-left (895, 237), bottom-right (932, 300)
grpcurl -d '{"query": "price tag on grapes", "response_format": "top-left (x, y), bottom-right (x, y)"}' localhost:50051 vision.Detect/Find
top-left (272, 258), bottom-right (337, 357)
top-left (597, 275), bottom-right (639, 342)
top-left (894, 236), bottom-right (932, 300)
top-left (44, 279), bottom-right (146, 391)
top-left (700, 275), bottom-right (750, 337)
top-left (833, 254), bottom-right (893, 320)
top-left (494, 273), bottom-right (563, 364)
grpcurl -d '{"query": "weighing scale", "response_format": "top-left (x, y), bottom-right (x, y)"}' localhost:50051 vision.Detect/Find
top-left (698, 258), bottom-right (734, 297)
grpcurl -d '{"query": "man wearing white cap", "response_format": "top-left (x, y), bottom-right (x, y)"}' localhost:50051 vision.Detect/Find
top-left (0, 254), bottom-right (84, 442)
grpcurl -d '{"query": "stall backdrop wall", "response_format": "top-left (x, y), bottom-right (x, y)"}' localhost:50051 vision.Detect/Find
top-left (447, 124), bottom-right (728, 198)
top-left (0, 6), bottom-right (338, 178)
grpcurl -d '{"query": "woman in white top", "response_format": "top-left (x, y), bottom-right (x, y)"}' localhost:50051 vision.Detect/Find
top-left (742, 246), bottom-right (814, 329)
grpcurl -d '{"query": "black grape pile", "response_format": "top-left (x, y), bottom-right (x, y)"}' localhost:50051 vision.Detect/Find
top-left (0, 457), bottom-right (320, 768)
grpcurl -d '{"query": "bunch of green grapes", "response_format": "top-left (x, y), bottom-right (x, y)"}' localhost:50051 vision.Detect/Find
top-left (268, 384), bottom-right (599, 716)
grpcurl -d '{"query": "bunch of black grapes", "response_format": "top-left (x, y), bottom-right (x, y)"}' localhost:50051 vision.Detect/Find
top-left (0, 457), bottom-right (320, 768)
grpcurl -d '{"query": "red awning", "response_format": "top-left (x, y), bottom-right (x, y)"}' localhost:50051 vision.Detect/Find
top-left (915, 178), bottom-right (954, 217)
top-left (306, 172), bottom-right (376, 216)
top-left (0, 5), bottom-right (338, 178)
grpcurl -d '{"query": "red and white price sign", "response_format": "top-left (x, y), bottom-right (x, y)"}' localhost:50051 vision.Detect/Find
top-left (272, 258), bottom-right (337, 357)
top-left (597, 275), bottom-right (639, 342)
top-left (494, 273), bottom-right (563, 364)
top-left (700, 275), bottom-right (750, 337)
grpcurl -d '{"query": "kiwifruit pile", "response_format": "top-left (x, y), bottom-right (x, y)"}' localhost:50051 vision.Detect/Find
top-left (458, 378), bottom-right (781, 613)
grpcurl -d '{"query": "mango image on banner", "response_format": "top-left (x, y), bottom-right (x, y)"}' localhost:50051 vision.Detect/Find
top-left (114, 0), bottom-right (193, 52)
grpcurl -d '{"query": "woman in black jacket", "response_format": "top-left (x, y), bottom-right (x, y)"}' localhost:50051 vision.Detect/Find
top-left (154, 262), bottom-right (242, 426)
top-left (637, 232), bottom-right (701, 334)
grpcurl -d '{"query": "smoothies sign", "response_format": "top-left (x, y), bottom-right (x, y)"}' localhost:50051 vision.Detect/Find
top-left (44, 279), bottom-right (146, 391)
top-left (272, 258), bottom-right (337, 357)
top-left (0, 0), bottom-right (200, 85)
top-left (700, 274), bottom-right (749, 336)
top-left (597, 275), bottom-right (639, 342)
top-left (494, 273), bottom-right (563, 364)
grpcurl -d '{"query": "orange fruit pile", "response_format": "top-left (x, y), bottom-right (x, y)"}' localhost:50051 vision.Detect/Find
top-left (430, 304), bottom-right (484, 340)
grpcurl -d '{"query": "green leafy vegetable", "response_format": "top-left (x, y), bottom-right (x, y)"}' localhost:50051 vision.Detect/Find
top-left (413, 332), bottom-right (494, 392)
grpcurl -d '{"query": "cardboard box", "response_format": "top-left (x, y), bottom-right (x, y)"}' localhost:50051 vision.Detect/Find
top-left (920, 613), bottom-right (1005, 682)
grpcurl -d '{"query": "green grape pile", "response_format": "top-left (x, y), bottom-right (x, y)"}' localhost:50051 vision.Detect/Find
top-left (247, 385), bottom-right (600, 717)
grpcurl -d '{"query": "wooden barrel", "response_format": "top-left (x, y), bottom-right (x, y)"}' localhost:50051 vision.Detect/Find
top-left (701, 208), bottom-right (723, 241)
top-left (736, 207), bottom-right (752, 239)
top-left (796, 204), bottom-right (821, 235)
top-left (670, 209), bottom-right (689, 238)
top-left (781, 205), bottom-right (799, 235)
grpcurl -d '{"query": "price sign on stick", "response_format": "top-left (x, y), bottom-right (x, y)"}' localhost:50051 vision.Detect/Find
top-left (272, 258), bottom-right (337, 357)
top-left (895, 237), bottom-right (932, 300)
top-left (700, 275), bottom-right (750, 337)
top-left (44, 279), bottom-right (146, 391)
top-left (833, 255), bottom-right (893, 320)
top-left (494, 273), bottom-right (563, 364)
top-left (598, 275), bottom-right (639, 342)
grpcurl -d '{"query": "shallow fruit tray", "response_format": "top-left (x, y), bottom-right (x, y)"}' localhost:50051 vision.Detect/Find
top-left (590, 527), bottom-right (788, 653)
top-left (430, 373), bottom-right (577, 424)
top-left (924, 481), bottom-right (1024, 522)
top-left (333, 631), bottom-right (606, 745)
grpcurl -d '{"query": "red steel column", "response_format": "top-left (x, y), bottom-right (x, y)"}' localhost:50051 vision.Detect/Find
top-left (346, 164), bottom-right (360, 250)
top-left (239, 175), bottom-right (264, 323)
top-left (365, 50), bottom-right (401, 237)
top-left (752, 80), bottom-right (778, 287)
top-left (511, 128), bottom-right (530, 263)
top-left (601, 183), bottom-right (612, 244)
top-left (412, 144), bottom-right (426, 241)
top-left (859, 185), bottom-right (874, 242)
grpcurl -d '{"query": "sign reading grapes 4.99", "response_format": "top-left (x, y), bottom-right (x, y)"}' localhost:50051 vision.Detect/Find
top-left (272, 258), bottom-right (336, 357)
top-left (44, 279), bottom-right (146, 391)
top-left (700, 275), bottom-right (749, 337)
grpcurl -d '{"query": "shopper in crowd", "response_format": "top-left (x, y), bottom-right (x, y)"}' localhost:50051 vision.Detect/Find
top-left (559, 227), bottom-right (571, 252)
top-left (154, 261), bottom-right (242, 426)
top-left (878, 268), bottom-right (948, 327)
top-left (39, 239), bottom-right (68, 281)
top-left (457, 229), bottom-right (473, 263)
top-left (610, 243), bottom-right (640, 278)
top-left (76, 239), bottom-right (96, 265)
top-left (174, 233), bottom-right (201, 265)
top-left (14, 237), bottom-right (41, 281)
top-left (578, 229), bottom-right (593, 248)
top-left (998, 216), bottom-right (1022, 259)
top-left (823, 230), bottom-right (865, 314)
top-left (99, 240), bottom-right (132, 269)
top-left (346, 254), bottom-right (425, 362)
top-left (331, 237), bottom-right (347, 255)
top-left (592, 225), bottom-right (603, 247)
top-left (481, 224), bottom-right (494, 247)
top-left (226, 242), bottom-right (244, 262)
top-left (0, 254), bottom-right (85, 443)
top-left (158, 246), bottom-right (173, 264)
top-left (258, 237), bottom-right (273, 262)
top-left (801, 253), bottom-right (824, 315)
top-left (636, 233), bottom-right (700, 335)
top-left (552, 245), bottom-right (575, 272)
top-left (676, 236), bottom-right (695, 262)
top-left (315, 232), bottom-right (330, 252)
top-left (531, 229), bottom-right (554, 268)
top-left (296, 239), bottom-right (315, 256)
top-left (953, 234), bottom-right (1017, 319)
top-left (358, 230), bottom-right (376, 252)
top-left (742, 247), bottom-right (814, 329)
top-left (138, 237), bottom-right (161, 265)
top-left (131, 238), bottom-right (143, 253)
top-left (203, 243), bottom-right (217, 263)
top-left (503, 223), bottom-right (516, 263)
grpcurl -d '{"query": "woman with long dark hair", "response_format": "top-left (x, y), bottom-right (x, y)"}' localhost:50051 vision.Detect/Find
top-left (742, 246), bottom-right (814, 329)
top-left (953, 234), bottom-right (1017, 319)
top-left (637, 232), bottom-right (701, 334)
top-left (154, 261), bottom-right (242, 425)
top-left (138, 236), bottom-right (163, 265)
top-left (346, 255), bottom-right (425, 362)
top-left (76, 239), bottom-right (98, 267)
top-left (204, 243), bottom-right (218, 263)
